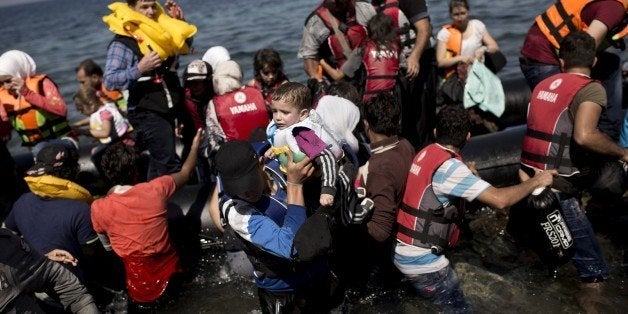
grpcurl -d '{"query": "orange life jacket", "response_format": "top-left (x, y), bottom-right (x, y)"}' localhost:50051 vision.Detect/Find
top-left (0, 75), bottom-right (71, 146)
top-left (442, 24), bottom-right (462, 78)
top-left (536, 0), bottom-right (628, 48)
top-left (100, 87), bottom-right (122, 102)
top-left (99, 85), bottom-right (127, 113)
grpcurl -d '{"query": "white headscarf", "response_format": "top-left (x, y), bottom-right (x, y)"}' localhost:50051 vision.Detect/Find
top-left (212, 60), bottom-right (242, 95)
top-left (315, 95), bottom-right (360, 153)
top-left (202, 46), bottom-right (231, 70)
top-left (0, 50), bottom-right (36, 80)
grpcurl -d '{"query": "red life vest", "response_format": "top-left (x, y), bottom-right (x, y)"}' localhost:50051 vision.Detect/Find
top-left (374, 0), bottom-right (416, 48)
top-left (212, 86), bottom-right (269, 141)
top-left (362, 40), bottom-right (399, 101)
top-left (521, 73), bottom-right (593, 175)
top-left (397, 144), bottom-right (463, 251)
top-left (315, 3), bottom-right (367, 68)
top-left (252, 78), bottom-right (287, 106)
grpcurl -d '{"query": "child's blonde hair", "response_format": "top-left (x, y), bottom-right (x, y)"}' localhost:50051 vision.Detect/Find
top-left (73, 85), bottom-right (111, 116)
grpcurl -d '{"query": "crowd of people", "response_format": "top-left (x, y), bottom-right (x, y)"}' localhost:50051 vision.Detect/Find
top-left (1, 0), bottom-right (627, 313)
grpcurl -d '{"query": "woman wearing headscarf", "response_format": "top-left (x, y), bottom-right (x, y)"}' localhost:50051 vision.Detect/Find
top-left (201, 46), bottom-right (231, 71)
top-left (0, 50), bottom-right (76, 156)
top-left (205, 60), bottom-right (269, 153)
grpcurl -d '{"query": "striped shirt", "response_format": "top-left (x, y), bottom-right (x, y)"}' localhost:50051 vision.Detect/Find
top-left (394, 157), bottom-right (491, 275)
top-left (432, 158), bottom-right (491, 204)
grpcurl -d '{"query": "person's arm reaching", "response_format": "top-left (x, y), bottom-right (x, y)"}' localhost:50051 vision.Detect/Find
top-left (573, 100), bottom-right (628, 161)
top-left (587, 19), bottom-right (610, 48)
top-left (320, 59), bottom-right (345, 81)
top-left (170, 128), bottom-right (204, 188)
top-left (285, 150), bottom-right (314, 207)
top-left (2, 230), bottom-right (98, 314)
top-left (304, 58), bottom-right (323, 81)
top-left (45, 249), bottom-right (78, 267)
top-left (208, 185), bottom-right (224, 233)
top-left (476, 170), bottom-right (555, 210)
top-left (232, 152), bottom-right (314, 258)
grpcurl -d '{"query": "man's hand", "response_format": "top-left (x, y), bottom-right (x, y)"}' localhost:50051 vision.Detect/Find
top-left (137, 51), bottom-right (162, 73)
top-left (6, 77), bottom-right (24, 97)
top-left (406, 54), bottom-right (420, 79)
top-left (474, 46), bottom-right (487, 61)
top-left (190, 128), bottom-right (204, 153)
top-left (621, 148), bottom-right (628, 162)
top-left (320, 193), bottom-right (334, 207)
top-left (460, 55), bottom-right (474, 64)
top-left (532, 169), bottom-right (556, 188)
top-left (46, 249), bottom-right (78, 267)
top-left (175, 123), bottom-right (184, 139)
top-left (285, 150), bottom-right (314, 185)
top-left (165, 0), bottom-right (185, 20)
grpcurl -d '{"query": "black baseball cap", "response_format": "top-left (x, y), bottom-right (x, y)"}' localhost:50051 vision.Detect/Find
top-left (215, 141), bottom-right (261, 196)
top-left (27, 144), bottom-right (78, 177)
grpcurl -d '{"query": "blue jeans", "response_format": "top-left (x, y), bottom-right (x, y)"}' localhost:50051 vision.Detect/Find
top-left (558, 194), bottom-right (609, 281)
top-left (129, 110), bottom-right (181, 180)
top-left (520, 63), bottom-right (560, 89)
top-left (592, 52), bottom-right (622, 140)
top-left (407, 264), bottom-right (470, 313)
top-left (620, 110), bottom-right (628, 148)
top-left (520, 52), bottom-right (623, 140)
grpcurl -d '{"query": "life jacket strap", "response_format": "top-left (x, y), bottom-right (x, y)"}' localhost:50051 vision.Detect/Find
top-left (397, 223), bottom-right (449, 249)
top-left (363, 88), bottom-right (394, 95)
top-left (366, 74), bottom-right (397, 80)
top-left (521, 150), bottom-right (573, 168)
top-left (540, 1), bottom-right (578, 47)
top-left (400, 204), bottom-right (453, 224)
top-left (526, 128), bottom-right (571, 144)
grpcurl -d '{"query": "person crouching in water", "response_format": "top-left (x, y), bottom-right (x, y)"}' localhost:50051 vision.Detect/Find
top-left (90, 129), bottom-right (203, 310)
top-left (395, 105), bottom-right (555, 312)
top-left (215, 140), bottom-right (333, 313)
top-left (247, 48), bottom-right (289, 107)
top-left (73, 85), bottom-right (134, 177)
